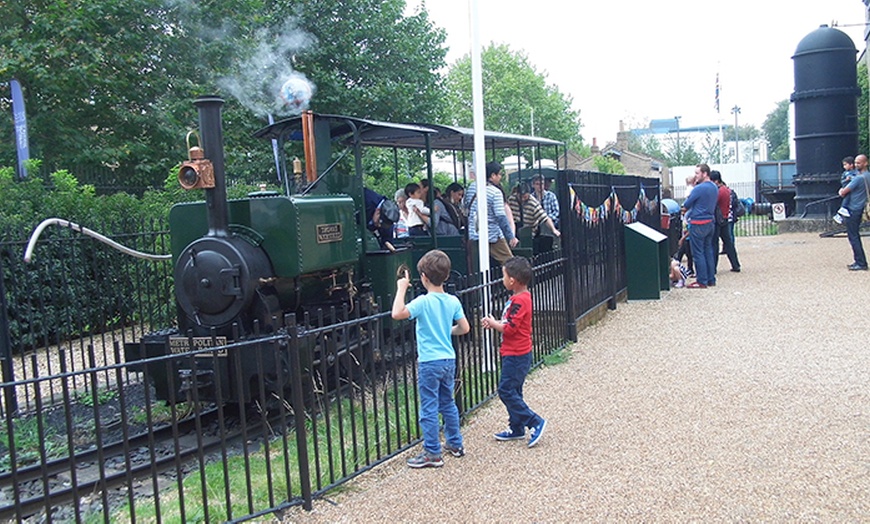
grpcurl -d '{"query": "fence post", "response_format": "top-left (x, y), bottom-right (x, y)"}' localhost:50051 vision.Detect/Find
top-left (606, 185), bottom-right (618, 311)
top-left (285, 313), bottom-right (312, 510)
top-left (559, 171), bottom-right (577, 342)
top-left (0, 257), bottom-right (17, 413)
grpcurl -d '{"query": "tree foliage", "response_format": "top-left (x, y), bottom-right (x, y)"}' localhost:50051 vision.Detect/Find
top-left (593, 156), bottom-right (625, 175)
top-left (762, 99), bottom-right (790, 161)
top-left (628, 131), bottom-right (701, 167)
top-left (858, 61), bottom-right (868, 156)
top-left (0, 0), bottom-right (204, 185)
top-left (444, 43), bottom-right (583, 152)
top-left (0, 0), bottom-right (449, 187)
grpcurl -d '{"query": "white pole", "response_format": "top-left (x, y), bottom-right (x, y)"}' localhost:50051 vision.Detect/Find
top-left (469, 0), bottom-right (489, 280)
top-left (469, 0), bottom-right (494, 371)
top-left (530, 107), bottom-right (536, 168)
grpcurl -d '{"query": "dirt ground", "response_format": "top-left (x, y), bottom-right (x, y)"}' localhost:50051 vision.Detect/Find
top-left (281, 231), bottom-right (870, 523)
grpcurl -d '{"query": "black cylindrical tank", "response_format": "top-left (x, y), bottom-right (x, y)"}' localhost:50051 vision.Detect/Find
top-left (791, 25), bottom-right (859, 216)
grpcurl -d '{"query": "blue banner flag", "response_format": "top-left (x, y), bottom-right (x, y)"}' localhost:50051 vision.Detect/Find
top-left (10, 79), bottom-right (30, 179)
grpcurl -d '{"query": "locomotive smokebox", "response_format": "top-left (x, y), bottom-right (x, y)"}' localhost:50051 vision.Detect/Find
top-left (791, 25), bottom-right (859, 216)
top-left (194, 96), bottom-right (230, 237)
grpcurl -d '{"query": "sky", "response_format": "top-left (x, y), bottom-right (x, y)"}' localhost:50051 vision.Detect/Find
top-left (409, 0), bottom-right (867, 147)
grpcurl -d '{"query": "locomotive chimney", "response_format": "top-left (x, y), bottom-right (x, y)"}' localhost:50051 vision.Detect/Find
top-left (195, 95), bottom-right (230, 237)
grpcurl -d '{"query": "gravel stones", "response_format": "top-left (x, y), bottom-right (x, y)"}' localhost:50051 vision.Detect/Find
top-left (282, 233), bottom-right (870, 522)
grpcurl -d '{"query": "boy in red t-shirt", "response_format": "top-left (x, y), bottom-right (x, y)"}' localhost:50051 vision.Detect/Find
top-left (481, 257), bottom-right (547, 448)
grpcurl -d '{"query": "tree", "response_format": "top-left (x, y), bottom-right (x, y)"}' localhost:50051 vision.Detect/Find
top-left (593, 155), bottom-right (625, 175)
top-left (444, 43), bottom-right (583, 152)
top-left (628, 133), bottom-right (666, 162)
top-left (0, 0), bottom-right (450, 186)
top-left (286, 0), bottom-right (447, 123)
top-left (858, 61), bottom-right (868, 156)
top-left (762, 99), bottom-right (790, 161)
top-left (0, 0), bottom-right (210, 185)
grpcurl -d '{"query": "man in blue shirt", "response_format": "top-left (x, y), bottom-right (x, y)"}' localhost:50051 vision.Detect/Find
top-left (681, 163), bottom-right (719, 288)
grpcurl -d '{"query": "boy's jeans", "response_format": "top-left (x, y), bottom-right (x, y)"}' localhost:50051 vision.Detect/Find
top-left (498, 352), bottom-right (541, 434)
top-left (418, 359), bottom-right (462, 455)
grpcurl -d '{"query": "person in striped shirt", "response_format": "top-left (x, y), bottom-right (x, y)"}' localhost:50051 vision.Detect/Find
top-left (508, 182), bottom-right (560, 255)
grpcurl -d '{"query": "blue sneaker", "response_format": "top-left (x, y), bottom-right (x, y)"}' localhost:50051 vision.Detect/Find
top-left (493, 429), bottom-right (525, 441)
top-left (528, 419), bottom-right (547, 448)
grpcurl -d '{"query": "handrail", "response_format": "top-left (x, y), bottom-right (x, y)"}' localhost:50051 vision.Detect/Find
top-left (800, 194), bottom-right (840, 218)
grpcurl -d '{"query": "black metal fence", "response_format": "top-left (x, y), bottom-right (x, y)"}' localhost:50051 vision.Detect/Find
top-left (559, 171), bottom-right (660, 331)
top-left (0, 171), bottom-right (667, 522)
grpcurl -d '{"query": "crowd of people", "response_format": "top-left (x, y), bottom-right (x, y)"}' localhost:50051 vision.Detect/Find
top-left (674, 163), bottom-right (743, 289)
top-left (367, 160), bottom-right (561, 262)
top-left (673, 155), bottom-right (870, 287)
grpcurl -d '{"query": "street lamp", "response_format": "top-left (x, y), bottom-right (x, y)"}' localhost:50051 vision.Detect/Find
top-left (731, 105), bottom-right (741, 163)
top-left (674, 116), bottom-right (681, 162)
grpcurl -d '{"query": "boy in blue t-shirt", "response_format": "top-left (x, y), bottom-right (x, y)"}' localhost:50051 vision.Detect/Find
top-left (392, 250), bottom-right (470, 468)
top-left (834, 156), bottom-right (857, 224)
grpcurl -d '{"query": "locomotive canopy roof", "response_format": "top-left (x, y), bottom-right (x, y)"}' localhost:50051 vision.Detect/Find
top-left (253, 113), bottom-right (564, 151)
top-left (403, 122), bottom-right (564, 151)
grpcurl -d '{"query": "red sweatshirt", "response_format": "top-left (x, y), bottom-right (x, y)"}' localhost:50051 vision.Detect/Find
top-left (499, 290), bottom-right (532, 356)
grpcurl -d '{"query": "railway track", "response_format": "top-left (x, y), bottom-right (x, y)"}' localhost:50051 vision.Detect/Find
top-left (0, 404), bottom-right (284, 522)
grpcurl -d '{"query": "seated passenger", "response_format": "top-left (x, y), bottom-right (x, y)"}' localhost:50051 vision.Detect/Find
top-left (507, 182), bottom-right (561, 255)
top-left (443, 183), bottom-right (467, 233)
top-left (404, 183), bottom-right (430, 236)
top-left (393, 188), bottom-right (410, 239)
top-left (364, 188), bottom-right (399, 250)
top-left (432, 187), bottom-right (460, 236)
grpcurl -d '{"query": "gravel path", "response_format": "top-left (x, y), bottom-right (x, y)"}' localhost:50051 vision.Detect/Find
top-left (284, 231), bottom-right (870, 523)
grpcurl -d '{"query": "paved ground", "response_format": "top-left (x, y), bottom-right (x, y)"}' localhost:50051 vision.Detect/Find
top-left (284, 231), bottom-right (870, 523)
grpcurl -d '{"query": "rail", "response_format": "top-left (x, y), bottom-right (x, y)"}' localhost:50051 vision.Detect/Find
top-left (800, 194), bottom-right (840, 218)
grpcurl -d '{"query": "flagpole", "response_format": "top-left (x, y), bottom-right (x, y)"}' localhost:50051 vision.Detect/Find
top-left (716, 68), bottom-right (723, 163)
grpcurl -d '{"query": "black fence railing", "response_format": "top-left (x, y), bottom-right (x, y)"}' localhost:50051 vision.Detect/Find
top-left (0, 170), bottom-right (670, 522)
top-left (559, 171), bottom-right (660, 334)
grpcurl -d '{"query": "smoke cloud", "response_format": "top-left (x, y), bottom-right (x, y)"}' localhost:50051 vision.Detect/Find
top-left (217, 19), bottom-right (317, 118)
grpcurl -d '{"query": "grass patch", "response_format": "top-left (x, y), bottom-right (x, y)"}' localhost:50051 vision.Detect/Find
top-left (128, 401), bottom-right (183, 426)
top-left (542, 344), bottom-right (572, 366)
top-left (0, 416), bottom-right (69, 472)
top-left (735, 215), bottom-right (778, 236)
top-left (112, 380), bottom-right (418, 522)
top-left (75, 387), bottom-right (118, 407)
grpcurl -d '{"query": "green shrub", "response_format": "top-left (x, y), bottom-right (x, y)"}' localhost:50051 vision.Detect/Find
top-left (1, 162), bottom-right (272, 353)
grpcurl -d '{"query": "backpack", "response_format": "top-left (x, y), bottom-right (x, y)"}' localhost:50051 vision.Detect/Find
top-left (731, 188), bottom-right (746, 218)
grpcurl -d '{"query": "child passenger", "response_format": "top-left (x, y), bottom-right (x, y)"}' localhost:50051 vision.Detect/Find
top-left (670, 257), bottom-right (690, 288)
top-left (404, 182), bottom-right (430, 236)
top-left (391, 250), bottom-right (470, 468)
top-left (834, 156), bottom-right (857, 224)
top-left (482, 256), bottom-right (547, 448)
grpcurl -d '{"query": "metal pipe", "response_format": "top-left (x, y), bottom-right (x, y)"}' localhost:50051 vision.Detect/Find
top-left (194, 96), bottom-right (229, 237)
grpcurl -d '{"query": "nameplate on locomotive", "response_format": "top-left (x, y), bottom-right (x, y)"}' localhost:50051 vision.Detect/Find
top-left (316, 223), bottom-right (343, 243)
top-left (168, 336), bottom-right (228, 357)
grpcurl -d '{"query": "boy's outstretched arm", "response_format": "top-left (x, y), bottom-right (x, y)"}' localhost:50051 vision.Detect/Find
top-left (452, 317), bottom-right (470, 336)
top-left (481, 314), bottom-right (505, 333)
top-left (391, 271), bottom-right (411, 320)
